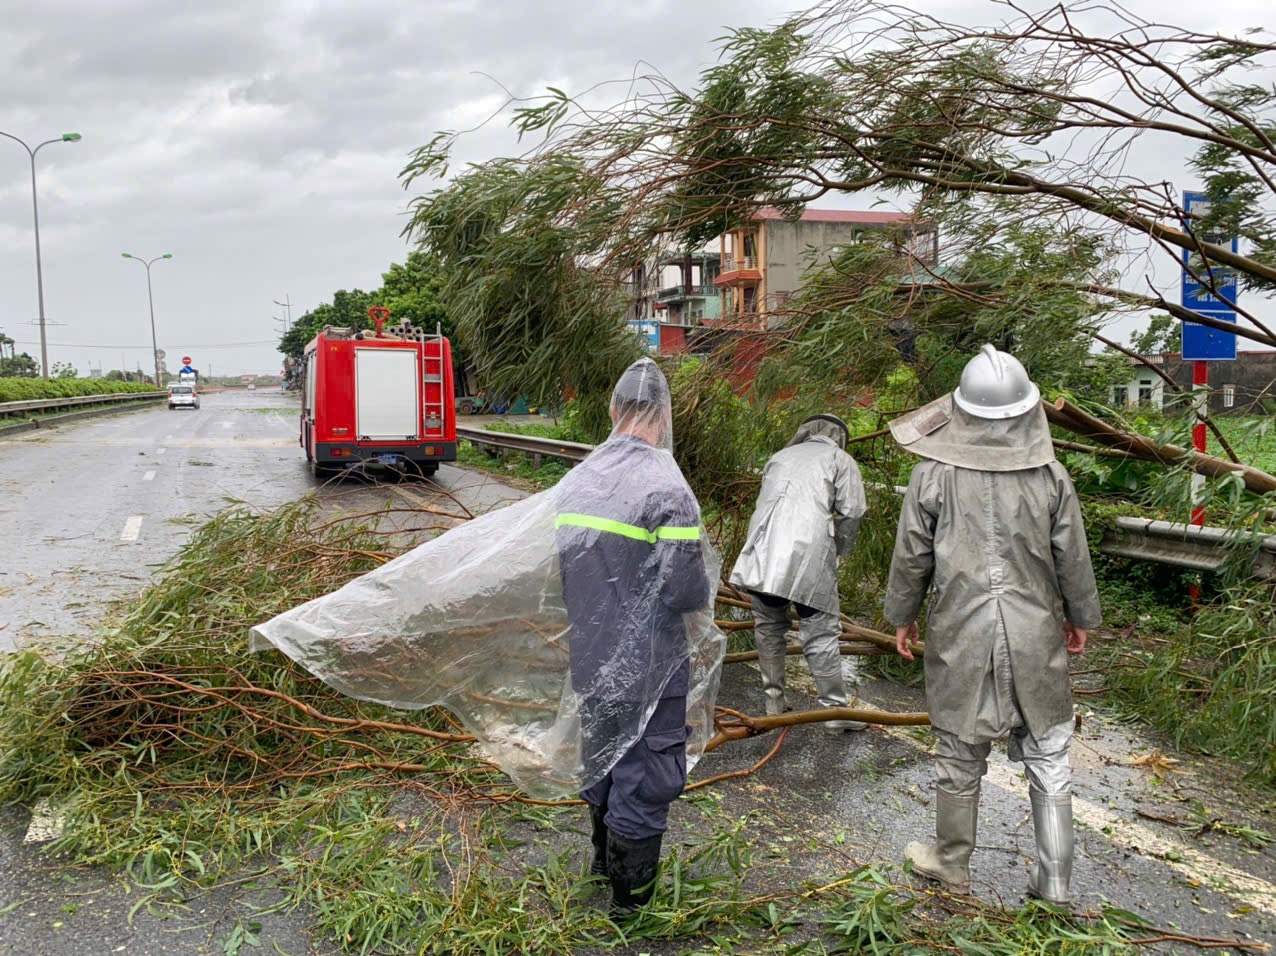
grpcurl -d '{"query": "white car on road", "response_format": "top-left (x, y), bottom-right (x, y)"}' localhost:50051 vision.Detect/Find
top-left (168, 384), bottom-right (200, 410)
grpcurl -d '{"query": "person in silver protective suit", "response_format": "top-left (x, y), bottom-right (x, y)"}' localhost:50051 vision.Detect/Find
top-left (555, 357), bottom-right (713, 914)
top-left (730, 414), bottom-right (869, 732)
top-left (883, 345), bottom-right (1101, 904)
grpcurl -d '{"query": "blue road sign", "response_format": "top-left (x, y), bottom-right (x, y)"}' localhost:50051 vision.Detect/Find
top-left (1182, 315), bottom-right (1238, 361)
top-left (1180, 190), bottom-right (1238, 361)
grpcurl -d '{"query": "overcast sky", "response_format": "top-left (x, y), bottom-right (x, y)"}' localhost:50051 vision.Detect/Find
top-left (1, 0), bottom-right (1271, 380)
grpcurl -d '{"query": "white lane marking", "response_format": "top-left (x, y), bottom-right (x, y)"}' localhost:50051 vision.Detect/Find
top-left (24, 798), bottom-right (65, 844)
top-left (143, 470), bottom-right (156, 482)
top-left (219, 421), bottom-right (234, 429)
top-left (869, 712), bottom-right (1276, 917)
top-left (156, 447), bottom-right (167, 455)
top-left (120, 516), bottom-right (144, 541)
top-left (165, 434), bottom-right (175, 440)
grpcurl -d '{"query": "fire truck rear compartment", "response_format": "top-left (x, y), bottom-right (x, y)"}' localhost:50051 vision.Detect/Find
top-left (355, 348), bottom-right (420, 441)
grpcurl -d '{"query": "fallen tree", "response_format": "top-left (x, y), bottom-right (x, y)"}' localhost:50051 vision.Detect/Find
top-left (0, 495), bottom-right (924, 833)
top-left (1045, 397), bottom-right (1276, 498)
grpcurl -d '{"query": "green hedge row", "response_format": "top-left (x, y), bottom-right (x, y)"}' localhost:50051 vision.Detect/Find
top-left (0, 379), bottom-right (160, 403)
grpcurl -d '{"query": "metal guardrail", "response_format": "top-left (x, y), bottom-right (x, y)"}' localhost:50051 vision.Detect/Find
top-left (1100, 517), bottom-right (1276, 582)
top-left (456, 425), bottom-right (593, 464)
top-left (0, 391), bottom-right (166, 417)
top-left (458, 426), bottom-right (1276, 580)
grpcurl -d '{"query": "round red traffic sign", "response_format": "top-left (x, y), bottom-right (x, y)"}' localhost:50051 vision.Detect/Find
top-left (181, 356), bottom-right (192, 365)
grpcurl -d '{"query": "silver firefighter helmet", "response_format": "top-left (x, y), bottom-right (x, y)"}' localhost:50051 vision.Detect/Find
top-left (953, 344), bottom-right (1040, 420)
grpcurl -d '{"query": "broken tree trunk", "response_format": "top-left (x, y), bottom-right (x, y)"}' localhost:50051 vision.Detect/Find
top-left (1044, 398), bottom-right (1276, 497)
top-left (723, 643), bottom-right (892, 664)
top-left (706, 706), bottom-right (930, 750)
top-left (715, 584), bottom-right (925, 656)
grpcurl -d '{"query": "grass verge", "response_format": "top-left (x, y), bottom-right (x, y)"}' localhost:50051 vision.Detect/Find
top-left (456, 438), bottom-right (571, 489)
top-left (1094, 579), bottom-right (1276, 787)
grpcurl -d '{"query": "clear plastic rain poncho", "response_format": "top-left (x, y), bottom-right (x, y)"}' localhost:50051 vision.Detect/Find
top-left (251, 358), bottom-right (725, 799)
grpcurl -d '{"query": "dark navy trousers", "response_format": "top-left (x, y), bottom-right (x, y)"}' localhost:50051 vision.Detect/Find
top-left (580, 696), bottom-right (689, 840)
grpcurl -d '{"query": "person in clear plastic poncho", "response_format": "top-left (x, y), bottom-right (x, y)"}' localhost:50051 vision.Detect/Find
top-left (883, 345), bottom-right (1101, 904)
top-left (729, 414), bottom-right (868, 731)
top-left (555, 357), bottom-right (716, 913)
top-left (250, 358), bottom-right (724, 913)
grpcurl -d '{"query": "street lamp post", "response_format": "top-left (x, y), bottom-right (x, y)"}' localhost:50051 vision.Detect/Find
top-left (0, 131), bottom-right (82, 378)
top-left (122, 253), bottom-right (173, 387)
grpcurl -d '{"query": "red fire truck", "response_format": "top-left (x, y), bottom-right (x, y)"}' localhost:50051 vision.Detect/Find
top-left (300, 308), bottom-right (456, 478)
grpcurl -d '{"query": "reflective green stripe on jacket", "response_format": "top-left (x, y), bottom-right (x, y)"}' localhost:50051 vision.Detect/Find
top-left (555, 512), bottom-right (700, 544)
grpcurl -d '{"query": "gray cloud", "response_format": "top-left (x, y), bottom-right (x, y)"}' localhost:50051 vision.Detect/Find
top-left (0, 0), bottom-right (802, 374)
top-left (0, 0), bottom-right (1265, 376)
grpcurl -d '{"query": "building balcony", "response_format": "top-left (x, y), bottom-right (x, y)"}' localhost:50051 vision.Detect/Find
top-left (698, 311), bottom-right (765, 331)
top-left (655, 284), bottom-right (718, 302)
top-left (714, 257), bottom-right (762, 286)
top-left (657, 252), bottom-right (718, 267)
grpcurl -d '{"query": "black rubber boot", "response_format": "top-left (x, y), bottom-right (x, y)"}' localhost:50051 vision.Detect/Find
top-left (606, 830), bottom-right (663, 914)
top-left (589, 804), bottom-right (608, 877)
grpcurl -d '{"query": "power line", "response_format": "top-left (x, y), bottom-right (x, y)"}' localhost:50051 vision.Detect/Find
top-left (8, 339), bottom-right (280, 350)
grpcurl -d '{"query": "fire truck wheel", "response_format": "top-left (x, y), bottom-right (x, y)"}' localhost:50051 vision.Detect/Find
top-left (310, 460), bottom-right (332, 481)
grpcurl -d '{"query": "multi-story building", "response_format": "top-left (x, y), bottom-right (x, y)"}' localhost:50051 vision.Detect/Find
top-left (627, 206), bottom-right (934, 358)
top-left (630, 245), bottom-right (722, 326)
top-left (713, 207), bottom-right (933, 329)
top-left (628, 244), bottom-right (722, 356)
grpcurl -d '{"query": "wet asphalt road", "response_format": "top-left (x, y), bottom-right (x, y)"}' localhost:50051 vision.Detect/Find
top-left (2, 393), bottom-right (1274, 954)
top-left (491, 659), bottom-right (1276, 955)
top-left (0, 388), bottom-right (527, 654)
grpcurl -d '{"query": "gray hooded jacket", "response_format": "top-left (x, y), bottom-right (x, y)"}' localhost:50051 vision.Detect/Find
top-left (883, 399), bottom-right (1102, 742)
top-left (730, 418), bottom-right (867, 616)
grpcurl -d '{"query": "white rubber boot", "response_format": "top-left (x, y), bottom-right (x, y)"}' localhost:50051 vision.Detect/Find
top-left (757, 653), bottom-right (789, 716)
top-left (804, 612), bottom-right (866, 732)
top-left (905, 787), bottom-right (978, 893)
top-left (1027, 789), bottom-right (1074, 905)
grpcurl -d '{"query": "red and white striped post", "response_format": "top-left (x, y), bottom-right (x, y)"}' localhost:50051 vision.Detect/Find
top-left (1189, 360), bottom-right (1209, 604)
top-left (1191, 360), bottom-right (1208, 526)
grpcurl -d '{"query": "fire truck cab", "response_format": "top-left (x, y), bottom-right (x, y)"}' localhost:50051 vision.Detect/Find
top-left (300, 314), bottom-right (457, 478)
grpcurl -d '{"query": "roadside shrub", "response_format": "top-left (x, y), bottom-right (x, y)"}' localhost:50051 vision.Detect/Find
top-left (1099, 581), bottom-right (1276, 786)
top-left (0, 378), bottom-right (158, 403)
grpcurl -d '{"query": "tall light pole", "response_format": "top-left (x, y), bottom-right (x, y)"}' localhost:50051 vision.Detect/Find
top-left (0, 130), bottom-right (82, 378)
top-left (122, 252), bottom-right (172, 386)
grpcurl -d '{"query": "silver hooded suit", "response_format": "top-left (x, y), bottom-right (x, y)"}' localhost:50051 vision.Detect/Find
top-left (887, 351), bottom-right (1100, 906)
top-left (730, 417), bottom-right (867, 615)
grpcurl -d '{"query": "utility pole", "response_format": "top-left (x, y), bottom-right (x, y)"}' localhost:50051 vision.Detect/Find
top-left (273, 295), bottom-right (293, 331)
